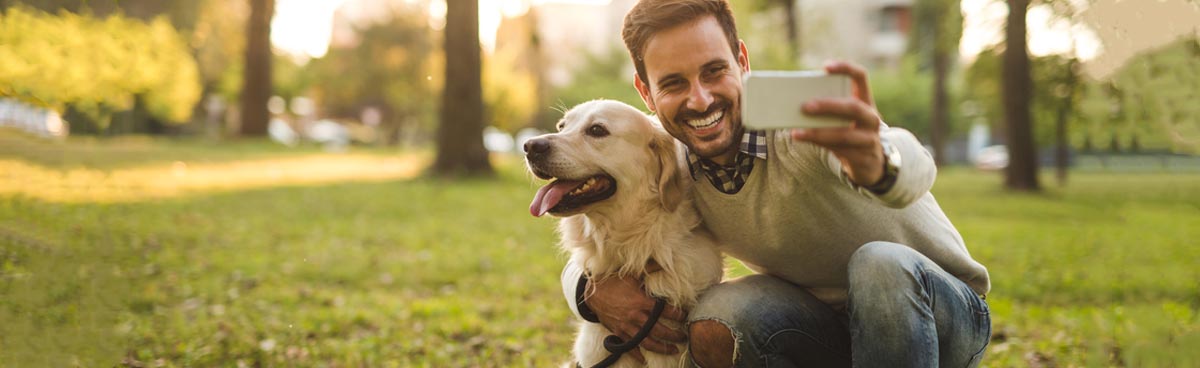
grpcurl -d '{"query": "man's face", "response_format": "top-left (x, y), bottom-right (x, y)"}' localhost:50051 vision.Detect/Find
top-left (635, 15), bottom-right (749, 162)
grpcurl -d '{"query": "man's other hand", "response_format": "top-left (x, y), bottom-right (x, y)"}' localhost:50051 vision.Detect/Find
top-left (585, 272), bottom-right (687, 362)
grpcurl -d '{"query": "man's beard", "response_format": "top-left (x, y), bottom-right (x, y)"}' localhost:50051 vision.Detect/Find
top-left (675, 99), bottom-right (742, 158)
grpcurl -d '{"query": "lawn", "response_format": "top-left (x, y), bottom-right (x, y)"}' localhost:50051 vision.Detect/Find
top-left (1, 129), bottom-right (1198, 367)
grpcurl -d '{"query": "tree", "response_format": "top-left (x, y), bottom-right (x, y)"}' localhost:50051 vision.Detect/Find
top-left (910, 0), bottom-right (962, 166)
top-left (307, 4), bottom-right (437, 145)
top-left (239, 0), bottom-right (273, 136)
top-left (1003, 0), bottom-right (1039, 191)
top-left (0, 6), bottom-right (201, 132)
top-left (432, 0), bottom-right (492, 176)
top-left (775, 0), bottom-right (799, 60)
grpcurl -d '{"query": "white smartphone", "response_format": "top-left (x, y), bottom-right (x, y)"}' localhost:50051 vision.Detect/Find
top-left (741, 70), bottom-right (853, 130)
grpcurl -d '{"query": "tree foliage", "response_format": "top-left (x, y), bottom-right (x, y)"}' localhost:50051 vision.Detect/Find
top-left (965, 38), bottom-right (1197, 154)
top-left (548, 47), bottom-right (646, 120)
top-left (0, 6), bottom-right (202, 128)
top-left (872, 56), bottom-right (935, 140)
top-left (483, 48), bottom-right (538, 133)
top-left (307, 3), bottom-right (437, 144)
top-left (966, 46), bottom-right (1083, 146)
top-left (1106, 36), bottom-right (1200, 154)
top-left (909, 0), bottom-right (963, 165)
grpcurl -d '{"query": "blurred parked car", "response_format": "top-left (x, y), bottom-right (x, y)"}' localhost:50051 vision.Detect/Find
top-left (975, 145), bottom-right (1009, 171)
top-left (0, 99), bottom-right (68, 138)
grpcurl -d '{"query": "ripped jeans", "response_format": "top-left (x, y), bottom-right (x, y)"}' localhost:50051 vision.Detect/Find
top-left (688, 242), bottom-right (991, 367)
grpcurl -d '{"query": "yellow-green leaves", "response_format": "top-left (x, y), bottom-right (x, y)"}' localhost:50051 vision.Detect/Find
top-left (0, 7), bottom-right (201, 125)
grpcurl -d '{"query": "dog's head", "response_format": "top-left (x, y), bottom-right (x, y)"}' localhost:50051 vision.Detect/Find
top-left (525, 100), bottom-right (685, 217)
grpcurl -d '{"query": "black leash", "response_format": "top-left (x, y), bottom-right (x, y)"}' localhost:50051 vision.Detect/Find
top-left (581, 297), bottom-right (668, 368)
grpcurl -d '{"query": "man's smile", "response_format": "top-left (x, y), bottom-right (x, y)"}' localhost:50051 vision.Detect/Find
top-left (685, 109), bottom-right (723, 129)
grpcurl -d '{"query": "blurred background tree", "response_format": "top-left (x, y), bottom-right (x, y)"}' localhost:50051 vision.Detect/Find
top-left (306, 2), bottom-right (437, 146)
top-left (0, 6), bottom-right (201, 133)
top-left (910, 0), bottom-right (962, 166)
top-left (1002, 0), bottom-right (1039, 191)
top-left (433, 0), bottom-right (491, 176)
top-left (239, 0), bottom-right (274, 136)
top-left (1106, 37), bottom-right (1200, 155)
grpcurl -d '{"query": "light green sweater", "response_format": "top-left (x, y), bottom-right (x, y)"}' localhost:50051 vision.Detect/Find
top-left (689, 129), bottom-right (990, 307)
top-left (561, 127), bottom-right (990, 315)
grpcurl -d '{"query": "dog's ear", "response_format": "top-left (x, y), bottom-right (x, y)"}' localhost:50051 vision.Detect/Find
top-left (651, 133), bottom-right (686, 212)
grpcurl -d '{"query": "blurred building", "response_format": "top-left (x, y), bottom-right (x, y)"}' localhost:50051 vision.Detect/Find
top-left (494, 0), bottom-right (913, 88)
top-left (329, 0), bottom-right (398, 49)
top-left (800, 0), bottom-right (913, 69)
top-left (501, 0), bottom-right (636, 87)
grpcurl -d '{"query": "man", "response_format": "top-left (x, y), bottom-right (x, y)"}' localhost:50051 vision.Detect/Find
top-left (559, 0), bottom-right (991, 367)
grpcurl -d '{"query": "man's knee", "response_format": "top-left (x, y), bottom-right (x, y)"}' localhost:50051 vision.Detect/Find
top-left (849, 241), bottom-right (923, 283)
top-left (689, 320), bottom-right (735, 368)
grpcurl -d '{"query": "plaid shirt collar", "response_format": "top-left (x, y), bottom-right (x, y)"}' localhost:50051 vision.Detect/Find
top-left (686, 130), bottom-right (768, 194)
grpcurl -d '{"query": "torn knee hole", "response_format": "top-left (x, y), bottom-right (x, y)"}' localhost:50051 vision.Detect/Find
top-left (689, 320), bottom-right (737, 368)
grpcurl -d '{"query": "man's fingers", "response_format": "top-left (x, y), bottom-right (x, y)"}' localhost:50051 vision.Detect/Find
top-left (624, 321), bottom-right (681, 357)
top-left (618, 321), bottom-right (679, 355)
top-left (824, 61), bottom-right (873, 106)
top-left (660, 304), bottom-right (686, 323)
top-left (791, 128), bottom-right (876, 151)
top-left (801, 98), bottom-right (880, 132)
top-left (628, 348), bottom-right (646, 364)
top-left (638, 335), bottom-right (680, 355)
top-left (649, 322), bottom-right (688, 344)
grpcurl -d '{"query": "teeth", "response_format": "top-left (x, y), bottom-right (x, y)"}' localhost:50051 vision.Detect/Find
top-left (686, 110), bottom-right (723, 129)
top-left (570, 178), bottom-right (600, 196)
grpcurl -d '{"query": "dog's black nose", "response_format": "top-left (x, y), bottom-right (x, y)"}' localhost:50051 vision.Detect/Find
top-left (524, 138), bottom-right (551, 157)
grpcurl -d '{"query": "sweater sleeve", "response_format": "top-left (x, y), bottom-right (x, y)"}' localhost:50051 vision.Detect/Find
top-left (775, 123), bottom-right (936, 209)
top-left (870, 126), bottom-right (937, 208)
top-left (561, 257), bottom-right (586, 320)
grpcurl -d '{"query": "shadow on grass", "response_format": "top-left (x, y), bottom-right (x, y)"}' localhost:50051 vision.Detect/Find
top-left (0, 128), bottom-right (405, 171)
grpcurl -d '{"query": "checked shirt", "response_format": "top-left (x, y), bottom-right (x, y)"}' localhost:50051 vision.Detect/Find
top-left (686, 131), bottom-right (768, 194)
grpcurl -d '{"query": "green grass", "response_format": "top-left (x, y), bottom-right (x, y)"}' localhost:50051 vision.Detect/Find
top-left (2, 129), bottom-right (1198, 367)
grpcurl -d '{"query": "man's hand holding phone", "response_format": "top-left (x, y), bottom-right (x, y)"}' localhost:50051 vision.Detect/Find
top-left (743, 61), bottom-right (886, 187)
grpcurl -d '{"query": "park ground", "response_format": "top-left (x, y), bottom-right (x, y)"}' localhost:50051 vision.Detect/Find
top-left (1, 129), bottom-right (1198, 367)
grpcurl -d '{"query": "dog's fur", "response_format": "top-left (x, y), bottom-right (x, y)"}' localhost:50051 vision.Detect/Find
top-left (526, 100), bottom-right (723, 367)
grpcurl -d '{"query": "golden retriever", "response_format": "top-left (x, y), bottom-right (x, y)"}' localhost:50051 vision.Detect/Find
top-left (525, 100), bottom-right (724, 367)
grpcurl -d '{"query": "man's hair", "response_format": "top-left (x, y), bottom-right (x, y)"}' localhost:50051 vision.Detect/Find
top-left (622, 0), bottom-right (740, 85)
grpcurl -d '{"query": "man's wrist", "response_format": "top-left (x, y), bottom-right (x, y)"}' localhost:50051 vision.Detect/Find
top-left (575, 273), bottom-right (600, 323)
top-left (865, 138), bottom-right (900, 194)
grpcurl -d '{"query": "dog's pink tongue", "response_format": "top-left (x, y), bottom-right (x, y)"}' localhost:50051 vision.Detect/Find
top-left (530, 179), bottom-right (583, 217)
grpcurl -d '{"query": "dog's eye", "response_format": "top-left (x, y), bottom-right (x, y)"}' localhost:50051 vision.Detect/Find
top-left (587, 124), bottom-right (609, 137)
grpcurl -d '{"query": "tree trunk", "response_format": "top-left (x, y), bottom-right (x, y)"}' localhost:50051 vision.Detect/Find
top-left (1054, 59), bottom-right (1078, 186)
top-left (1002, 0), bottom-right (1039, 191)
top-left (433, 0), bottom-right (493, 176)
top-left (931, 48), bottom-right (949, 166)
top-left (240, 0), bottom-right (273, 136)
top-left (778, 0), bottom-right (800, 61)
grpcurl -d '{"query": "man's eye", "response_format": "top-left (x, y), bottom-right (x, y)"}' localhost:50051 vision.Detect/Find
top-left (587, 125), bottom-right (609, 137)
top-left (705, 66), bottom-right (725, 77)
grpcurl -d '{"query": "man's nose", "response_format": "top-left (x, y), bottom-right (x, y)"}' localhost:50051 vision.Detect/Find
top-left (524, 137), bottom-right (551, 158)
top-left (686, 83), bottom-right (714, 113)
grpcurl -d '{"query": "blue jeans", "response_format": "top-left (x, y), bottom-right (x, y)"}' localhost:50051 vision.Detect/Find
top-left (688, 242), bottom-right (991, 367)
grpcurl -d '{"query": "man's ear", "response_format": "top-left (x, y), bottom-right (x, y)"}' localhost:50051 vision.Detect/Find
top-left (634, 73), bottom-right (656, 112)
top-left (651, 133), bottom-right (685, 212)
top-left (737, 40), bottom-right (751, 74)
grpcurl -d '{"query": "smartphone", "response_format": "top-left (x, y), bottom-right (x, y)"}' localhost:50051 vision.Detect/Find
top-left (741, 70), bottom-right (853, 130)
